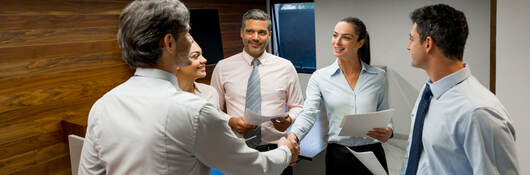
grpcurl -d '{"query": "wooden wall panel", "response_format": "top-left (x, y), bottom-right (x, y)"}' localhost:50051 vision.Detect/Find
top-left (0, 40), bottom-right (119, 63)
top-left (0, 0), bottom-right (131, 174)
top-left (0, 27), bottom-right (118, 48)
top-left (0, 0), bottom-right (266, 174)
top-left (0, 0), bottom-right (126, 15)
top-left (0, 15), bottom-right (120, 31)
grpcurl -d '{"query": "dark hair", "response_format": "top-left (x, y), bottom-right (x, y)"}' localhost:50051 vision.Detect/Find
top-left (410, 4), bottom-right (468, 61)
top-left (117, 0), bottom-right (190, 68)
top-left (339, 17), bottom-right (370, 65)
top-left (241, 9), bottom-right (272, 31)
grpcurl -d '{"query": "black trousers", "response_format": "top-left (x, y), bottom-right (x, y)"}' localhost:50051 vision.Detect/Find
top-left (255, 144), bottom-right (293, 175)
top-left (325, 143), bottom-right (388, 175)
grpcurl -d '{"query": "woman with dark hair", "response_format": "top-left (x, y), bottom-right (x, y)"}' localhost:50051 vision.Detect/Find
top-left (288, 17), bottom-right (392, 174)
top-left (176, 36), bottom-right (219, 108)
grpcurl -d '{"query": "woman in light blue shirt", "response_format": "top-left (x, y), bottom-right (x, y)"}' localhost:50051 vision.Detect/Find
top-left (288, 17), bottom-right (392, 174)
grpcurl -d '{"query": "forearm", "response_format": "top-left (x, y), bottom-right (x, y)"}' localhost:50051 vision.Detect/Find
top-left (195, 104), bottom-right (290, 174)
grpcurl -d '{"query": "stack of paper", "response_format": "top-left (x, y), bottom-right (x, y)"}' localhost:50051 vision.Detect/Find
top-left (338, 108), bottom-right (394, 137)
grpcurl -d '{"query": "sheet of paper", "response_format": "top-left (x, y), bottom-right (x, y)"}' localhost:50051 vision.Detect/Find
top-left (244, 109), bottom-right (288, 125)
top-left (345, 146), bottom-right (388, 175)
top-left (338, 108), bottom-right (394, 137)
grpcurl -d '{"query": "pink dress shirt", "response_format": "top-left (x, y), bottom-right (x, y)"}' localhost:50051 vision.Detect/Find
top-left (211, 51), bottom-right (304, 144)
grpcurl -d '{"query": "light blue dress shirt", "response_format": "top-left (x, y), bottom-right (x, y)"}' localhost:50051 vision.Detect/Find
top-left (400, 65), bottom-right (519, 175)
top-left (291, 60), bottom-right (389, 147)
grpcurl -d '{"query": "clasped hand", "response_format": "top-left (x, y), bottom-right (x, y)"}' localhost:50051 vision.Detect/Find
top-left (278, 133), bottom-right (300, 166)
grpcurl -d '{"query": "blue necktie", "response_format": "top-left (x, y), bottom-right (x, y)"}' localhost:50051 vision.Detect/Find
top-left (405, 84), bottom-right (433, 175)
top-left (243, 59), bottom-right (261, 148)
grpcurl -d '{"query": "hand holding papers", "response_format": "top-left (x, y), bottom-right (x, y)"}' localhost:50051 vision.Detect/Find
top-left (338, 109), bottom-right (394, 137)
top-left (345, 146), bottom-right (388, 175)
top-left (244, 109), bottom-right (288, 125)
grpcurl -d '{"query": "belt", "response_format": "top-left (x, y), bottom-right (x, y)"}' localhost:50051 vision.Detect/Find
top-left (328, 142), bottom-right (381, 150)
top-left (255, 144), bottom-right (277, 151)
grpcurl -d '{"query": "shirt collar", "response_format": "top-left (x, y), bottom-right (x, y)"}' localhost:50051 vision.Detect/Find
top-left (134, 68), bottom-right (181, 91)
top-left (242, 50), bottom-right (271, 66)
top-left (193, 82), bottom-right (201, 94)
top-left (329, 59), bottom-right (376, 77)
top-left (427, 64), bottom-right (471, 99)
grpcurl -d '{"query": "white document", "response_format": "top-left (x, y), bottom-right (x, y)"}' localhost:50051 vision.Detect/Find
top-left (338, 108), bottom-right (394, 137)
top-left (244, 109), bottom-right (288, 125)
top-left (345, 146), bottom-right (388, 175)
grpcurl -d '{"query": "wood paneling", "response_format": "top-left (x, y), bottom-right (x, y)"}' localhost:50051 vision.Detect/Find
top-left (0, 0), bottom-right (127, 15)
top-left (0, 27), bottom-right (118, 48)
top-left (0, 15), bottom-right (120, 31)
top-left (0, 0), bottom-right (131, 174)
top-left (0, 143), bottom-right (70, 174)
top-left (0, 0), bottom-right (265, 174)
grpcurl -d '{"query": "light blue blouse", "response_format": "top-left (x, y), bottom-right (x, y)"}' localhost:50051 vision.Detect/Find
top-left (291, 60), bottom-right (389, 147)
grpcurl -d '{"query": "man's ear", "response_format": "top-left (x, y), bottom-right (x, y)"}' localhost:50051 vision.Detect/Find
top-left (424, 36), bottom-right (434, 54)
top-left (161, 33), bottom-right (173, 52)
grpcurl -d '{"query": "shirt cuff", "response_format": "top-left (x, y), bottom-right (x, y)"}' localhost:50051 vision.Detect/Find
top-left (278, 145), bottom-right (292, 164)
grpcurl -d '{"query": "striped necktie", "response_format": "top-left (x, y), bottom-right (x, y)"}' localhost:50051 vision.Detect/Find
top-left (243, 59), bottom-right (261, 148)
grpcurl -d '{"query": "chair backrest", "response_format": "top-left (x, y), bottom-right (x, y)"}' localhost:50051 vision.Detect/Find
top-left (68, 134), bottom-right (85, 175)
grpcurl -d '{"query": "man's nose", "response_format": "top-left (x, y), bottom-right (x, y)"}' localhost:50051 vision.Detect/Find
top-left (251, 32), bottom-right (259, 40)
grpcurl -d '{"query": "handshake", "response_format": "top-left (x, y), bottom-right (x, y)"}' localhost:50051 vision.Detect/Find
top-left (278, 133), bottom-right (300, 166)
top-left (229, 116), bottom-right (302, 166)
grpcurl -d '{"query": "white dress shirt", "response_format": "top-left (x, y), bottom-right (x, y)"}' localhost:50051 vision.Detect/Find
top-left (194, 82), bottom-right (219, 109)
top-left (211, 51), bottom-right (304, 145)
top-left (78, 68), bottom-right (291, 175)
top-left (400, 65), bottom-right (519, 175)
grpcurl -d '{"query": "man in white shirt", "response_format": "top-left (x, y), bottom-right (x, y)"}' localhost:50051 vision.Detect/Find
top-left (78, 1), bottom-right (296, 174)
top-left (211, 9), bottom-right (304, 175)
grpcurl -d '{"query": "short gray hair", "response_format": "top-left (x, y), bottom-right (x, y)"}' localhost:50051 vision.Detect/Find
top-left (117, 0), bottom-right (190, 68)
top-left (241, 9), bottom-right (271, 31)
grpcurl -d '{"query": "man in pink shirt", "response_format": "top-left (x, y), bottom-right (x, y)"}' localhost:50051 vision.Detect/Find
top-left (210, 9), bottom-right (304, 175)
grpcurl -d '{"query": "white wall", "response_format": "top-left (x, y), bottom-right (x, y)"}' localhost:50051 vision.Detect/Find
top-left (496, 0), bottom-right (530, 174)
top-left (295, 1), bottom-right (491, 174)
top-left (313, 0), bottom-right (490, 139)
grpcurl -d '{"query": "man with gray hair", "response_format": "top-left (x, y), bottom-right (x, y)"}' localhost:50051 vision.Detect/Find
top-left (211, 9), bottom-right (304, 175)
top-left (78, 1), bottom-right (296, 175)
